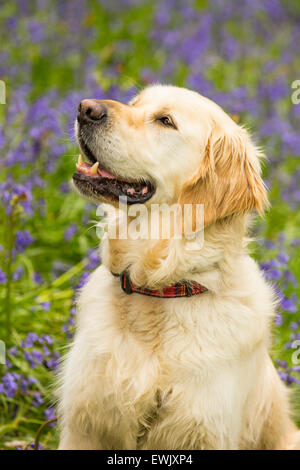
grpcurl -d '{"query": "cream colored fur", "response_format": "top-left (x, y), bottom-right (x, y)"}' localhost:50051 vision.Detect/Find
top-left (57, 85), bottom-right (299, 450)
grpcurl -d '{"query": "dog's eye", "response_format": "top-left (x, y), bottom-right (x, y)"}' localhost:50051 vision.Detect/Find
top-left (158, 116), bottom-right (175, 128)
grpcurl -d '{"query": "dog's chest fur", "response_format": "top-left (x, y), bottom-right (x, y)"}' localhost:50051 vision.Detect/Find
top-left (69, 263), bottom-right (271, 449)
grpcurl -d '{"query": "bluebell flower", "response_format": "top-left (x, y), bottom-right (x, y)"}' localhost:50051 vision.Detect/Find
top-left (24, 351), bottom-right (36, 368)
top-left (13, 266), bottom-right (24, 281)
top-left (44, 407), bottom-right (56, 426)
top-left (2, 373), bottom-right (18, 398)
top-left (8, 346), bottom-right (18, 357)
top-left (64, 223), bottom-right (77, 241)
top-left (281, 298), bottom-right (297, 313)
top-left (86, 249), bottom-right (101, 269)
top-left (32, 391), bottom-right (44, 407)
top-left (0, 269), bottom-right (7, 284)
top-left (39, 334), bottom-right (53, 345)
top-left (15, 230), bottom-right (34, 253)
top-left (22, 332), bottom-right (38, 348)
top-left (31, 350), bottom-right (43, 365)
top-left (33, 271), bottom-right (43, 284)
top-left (40, 302), bottom-right (51, 312)
top-left (278, 253), bottom-right (289, 264)
top-left (77, 272), bottom-right (90, 289)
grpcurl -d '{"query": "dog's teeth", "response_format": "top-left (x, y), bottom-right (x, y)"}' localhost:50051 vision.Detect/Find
top-left (77, 154), bottom-right (83, 165)
top-left (91, 162), bottom-right (99, 175)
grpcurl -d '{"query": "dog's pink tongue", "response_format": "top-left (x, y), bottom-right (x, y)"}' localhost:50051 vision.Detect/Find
top-left (97, 166), bottom-right (115, 180)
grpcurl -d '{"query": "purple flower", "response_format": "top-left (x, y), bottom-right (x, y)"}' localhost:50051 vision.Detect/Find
top-left (278, 370), bottom-right (288, 382)
top-left (31, 350), bottom-right (43, 365)
top-left (278, 253), bottom-right (289, 264)
top-left (27, 20), bottom-right (45, 43)
top-left (0, 268), bottom-right (6, 283)
top-left (22, 332), bottom-right (38, 348)
top-left (33, 271), bottom-right (43, 284)
top-left (44, 407), bottom-right (56, 426)
top-left (19, 377), bottom-right (29, 394)
top-left (276, 360), bottom-right (288, 369)
top-left (2, 373), bottom-right (18, 397)
top-left (59, 182), bottom-right (70, 193)
top-left (40, 302), bottom-right (51, 312)
top-left (264, 240), bottom-right (275, 249)
top-left (283, 270), bottom-right (298, 287)
top-left (8, 346), bottom-right (18, 357)
top-left (42, 345), bottom-right (50, 356)
top-left (32, 391), bottom-right (44, 407)
top-left (86, 249), bottom-right (101, 269)
top-left (77, 272), bottom-right (90, 289)
top-left (15, 230), bottom-right (34, 253)
top-left (281, 298), bottom-right (297, 313)
top-left (24, 351), bottom-right (36, 368)
top-left (28, 442), bottom-right (43, 450)
top-left (45, 356), bottom-right (59, 371)
top-left (64, 223), bottom-right (77, 241)
top-left (13, 266), bottom-right (24, 281)
top-left (39, 334), bottom-right (53, 345)
top-left (27, 376), bottom-right (38, 386)
top-left (266, 269), bottom-right (282, 281)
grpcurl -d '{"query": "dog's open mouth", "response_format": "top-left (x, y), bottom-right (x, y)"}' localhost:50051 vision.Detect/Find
top-left (72, 154), bottom-right (155, 204)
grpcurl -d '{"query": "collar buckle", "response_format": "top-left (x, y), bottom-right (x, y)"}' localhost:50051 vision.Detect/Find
top-left (183, 281), bottom-right (193, 297)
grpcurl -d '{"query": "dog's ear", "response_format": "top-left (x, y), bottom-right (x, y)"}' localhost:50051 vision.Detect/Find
top-left (178, 124), bottom-right (269, 229)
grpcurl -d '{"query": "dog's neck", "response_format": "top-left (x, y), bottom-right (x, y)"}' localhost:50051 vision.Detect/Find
top-left (101, 219), bottom-right (249, 289)
top-left (100, 211), bottom-right (250, 291)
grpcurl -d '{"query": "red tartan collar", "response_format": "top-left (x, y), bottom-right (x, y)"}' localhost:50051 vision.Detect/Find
top-left (112, 271), bottom-right (208, 298)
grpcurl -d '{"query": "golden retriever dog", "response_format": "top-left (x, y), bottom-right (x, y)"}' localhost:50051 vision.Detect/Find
top-left (57, 85), bottom-right (300, 450)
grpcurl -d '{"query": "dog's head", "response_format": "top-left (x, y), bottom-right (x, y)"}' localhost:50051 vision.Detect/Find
top-left (73, 85), bottom-right (268, 227)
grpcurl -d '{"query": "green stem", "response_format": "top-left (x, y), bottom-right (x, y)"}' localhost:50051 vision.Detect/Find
top-left (4, 212), bottom-right (14, 346)
top-left (34, 418), bottom-right (57, 450)
top-left (0, 406), bottom-right (25, 438)
top-left (13, 257), bottom-right (87, 305)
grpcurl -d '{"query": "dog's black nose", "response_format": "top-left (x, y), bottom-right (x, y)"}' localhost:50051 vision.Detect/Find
top-left (77, 99), bottom-right (107, 123)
